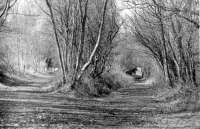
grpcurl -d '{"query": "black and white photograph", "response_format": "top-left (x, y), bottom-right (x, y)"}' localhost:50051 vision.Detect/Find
top-left (0, 0), bottom-right (199, 128)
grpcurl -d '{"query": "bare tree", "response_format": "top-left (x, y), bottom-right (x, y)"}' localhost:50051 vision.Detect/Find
top-left (45, 0), bottom-right (119, 89)
top-left (46, 0), bottom-right (67, 83)
top-left (127, 0), bottom-right (199, 87)
top-left (74, 0), bottom-right (89, 76)
top-left (0, 0), bottom-right (17, 73)
top-left (75, 0), bottom-right (109, 81)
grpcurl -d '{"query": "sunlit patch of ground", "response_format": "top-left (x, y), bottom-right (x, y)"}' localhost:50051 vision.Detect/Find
top-left (0, 72), bottom-right (62, 93)
top-left (0, 71), bottom-right (199, 129)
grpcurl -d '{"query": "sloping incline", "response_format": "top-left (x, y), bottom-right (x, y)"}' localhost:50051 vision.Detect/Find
top-left (0, 72), bottom-right (61, 93)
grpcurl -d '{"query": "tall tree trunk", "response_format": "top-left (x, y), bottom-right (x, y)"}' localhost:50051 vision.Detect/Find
top-left (75, 0), bottom-right (89, 76)
top-left (154, 0), bottom-right (172, 86)
top-left (159, 20), bottom-right (169, 81)
top-left (46, 0), bottom-right (66, 83)
top-left (168, 40), bottom-right (181, 80)
top-left (76, 0), bottom-right (109, 81)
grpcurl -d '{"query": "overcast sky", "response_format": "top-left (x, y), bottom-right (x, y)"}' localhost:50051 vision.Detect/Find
top-left (6, 0), bottom-right (132, 34)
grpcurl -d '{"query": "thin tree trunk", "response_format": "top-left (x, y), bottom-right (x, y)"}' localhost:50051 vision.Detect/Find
top-left (159, 19), bottom-right (169, 82)
top-left (168, 40), bottom-right (181, 79)
top-left (76, 0), bottom-right (109, 81)
top-left (154, 0), bottom-right (172, 86)
top-left (75, 0), bottom-right (89, 75)
top-left (169, 20), bottom-right (182, 80)
top-left (46, 0), bottom-right (66, 83)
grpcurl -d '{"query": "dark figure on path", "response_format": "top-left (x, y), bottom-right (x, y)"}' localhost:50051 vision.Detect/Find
top-left (45, 58), bottom-right (53, 70)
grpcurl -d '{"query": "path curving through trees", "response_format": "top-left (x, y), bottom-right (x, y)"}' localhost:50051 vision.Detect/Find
top-left (0, 74), bottom-right (199, 129)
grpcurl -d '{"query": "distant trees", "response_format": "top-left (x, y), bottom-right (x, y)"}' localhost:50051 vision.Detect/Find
top-left (126, 0), bottom-right (199, 87)
top-left (0, 0), bottom-right (17, 73)
top-left (45, 0), bottom-right (119, 87)
top-left (0, 0), bottom-right (60, 74)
